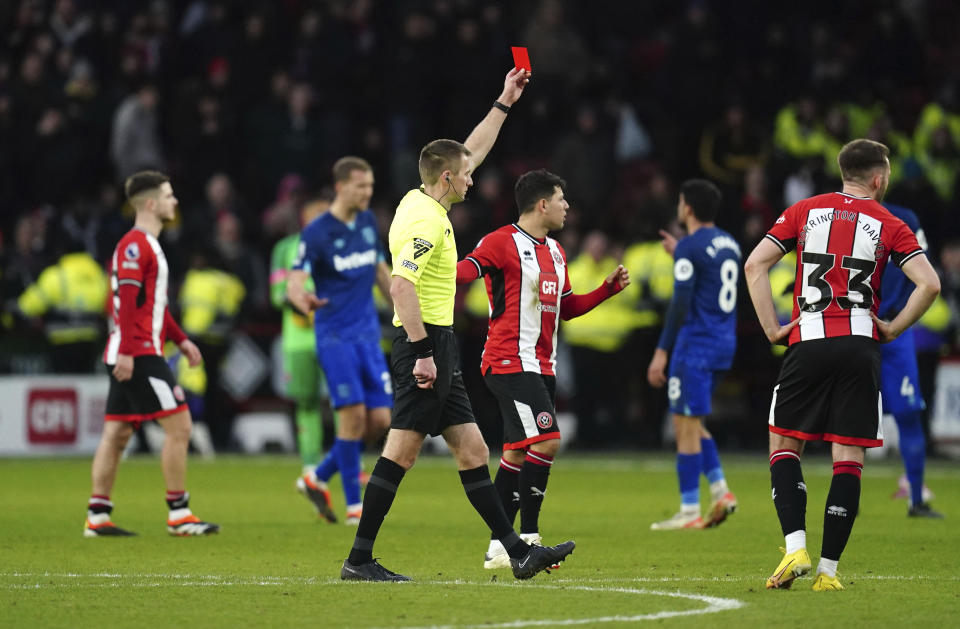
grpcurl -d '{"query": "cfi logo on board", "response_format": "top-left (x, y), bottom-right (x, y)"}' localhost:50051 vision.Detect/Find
top-left (27, 389), bottom-right (78, 444)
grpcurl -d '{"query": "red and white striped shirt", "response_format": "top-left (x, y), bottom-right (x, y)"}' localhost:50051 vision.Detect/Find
top-left (103, 228), bottom-right (185, 364)
top-left (765, 192), bottom-right (923, 345)
top-left (463, 224), bottom-right (571, 376)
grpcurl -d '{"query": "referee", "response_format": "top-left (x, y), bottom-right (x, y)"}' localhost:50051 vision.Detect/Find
top-left (341, 67), bottom-right (575, 582)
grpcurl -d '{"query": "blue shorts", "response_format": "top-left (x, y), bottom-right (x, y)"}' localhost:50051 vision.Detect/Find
top-left (667, 357), bottom-right (724, 417)
top-left (316, 340), bottom-right (393, 410)
top-left (880, 328), bottom-right (925, 416)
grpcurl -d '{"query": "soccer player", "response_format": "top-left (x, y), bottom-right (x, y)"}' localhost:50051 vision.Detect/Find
top-left (340, 67), bottom-right (574, 582)
top-left (646, 179), bottom-right (740, 530)
top-left (455, 169), bottom-right (629, 568)
top-left (878, 204), bottom-right (942, 518)
top-left (287, 157), bottom-right (392, 525)
top-left (269, 195), bottom-right (334, 477)
top-left (745, 139), bottom-right (940, 591)
top-left (85, 170), bottom-right (219, 537)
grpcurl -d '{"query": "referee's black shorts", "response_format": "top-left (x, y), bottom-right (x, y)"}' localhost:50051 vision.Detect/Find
top-left (768, 336), bottom-right (883, 448)
top-left (390, 324), bottom-right (475, 437)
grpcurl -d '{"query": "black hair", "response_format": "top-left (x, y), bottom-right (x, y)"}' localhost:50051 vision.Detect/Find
top-left (680, 179), bottom-right (722, 222)
top-left (514, 169), bottom-right (566, 215)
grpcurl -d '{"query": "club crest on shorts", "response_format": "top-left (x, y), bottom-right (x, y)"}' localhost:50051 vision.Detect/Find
top-left (124, 242), bottom-right (140, 260)
top-left (536, 411), bottom-right (553, 429)
top-left (173, 385), bottom-right (186, 402)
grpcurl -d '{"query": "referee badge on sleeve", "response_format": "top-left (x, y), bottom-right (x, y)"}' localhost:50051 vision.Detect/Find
top-left (413, 238), bottom-right (434, 259)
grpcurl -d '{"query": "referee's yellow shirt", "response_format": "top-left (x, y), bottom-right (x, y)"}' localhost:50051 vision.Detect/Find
top-left (389, 189), bottom-right (458, 327)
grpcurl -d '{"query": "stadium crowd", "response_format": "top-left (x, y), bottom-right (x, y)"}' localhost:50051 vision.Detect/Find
top-left (2, 0), bottom-right (960, 450)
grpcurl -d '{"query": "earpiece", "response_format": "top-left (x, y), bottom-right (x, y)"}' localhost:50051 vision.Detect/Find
top-left (441, 173), bottom-right (465, 200)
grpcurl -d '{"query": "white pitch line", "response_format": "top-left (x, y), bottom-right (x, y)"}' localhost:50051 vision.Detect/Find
top-left (369, 583), bottom-right (743, 628)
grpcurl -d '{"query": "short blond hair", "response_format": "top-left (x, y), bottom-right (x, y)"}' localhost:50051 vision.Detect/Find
top-left (418, 139), bottom-right (471, 185)
top-left (332, 156), bottom-right (372, 183)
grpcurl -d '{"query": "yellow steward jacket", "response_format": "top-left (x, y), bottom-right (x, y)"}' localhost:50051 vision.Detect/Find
top-left (17, 252), bottom-right (108, 344)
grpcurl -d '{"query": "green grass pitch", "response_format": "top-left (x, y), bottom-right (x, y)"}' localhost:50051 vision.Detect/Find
top-left (1, 452), bottom-right (957, 627)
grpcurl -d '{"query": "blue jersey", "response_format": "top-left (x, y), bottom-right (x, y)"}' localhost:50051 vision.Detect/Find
top-left (292, 210), bottom-right (384, 345)
top-left (658, 226), bottom-right (741, 370)
top-left (877, 204), bottom-right (926, 320)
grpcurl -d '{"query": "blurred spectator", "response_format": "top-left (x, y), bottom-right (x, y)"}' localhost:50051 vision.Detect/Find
top-left (914, 83), bottom-right (960, 157)
top-left (178, 247), bottom-right (246, 449)
top-left (110, 82), bottom-right (164, 182)
top-left (820, 105), bottom-right (852, 181)
top-left (258, 82), bottom-right (322, 192)
top-left (48, 0), bottom-right (91, 48)
top-left (524, 0), bottom-right (589, 92)
top-left (10, 51), bottom-right (56, 134)
top-left (213, 211), bottom-right (267, 315)
top-left (699, 104), bottom-right (766, 188)
top-left (561, 231), bottom-right (634, 447)
top-left (261, 174), bottom-right (306, 242)
top-left (1, 211), bottom-right (50, 302)
top-left (621, 228), bottom-right (675, 447)
top-left (552, 105), bottom-right (615, 229)
top-left (941, 240), bottom-right (960, 348)
top-left (916, 125), bottom-right (960, 204)
top-left (866, 114), bottom-right (914, 187)
top-left (773, 97), bottom-right (825, 162)
top-left (12, 236), bottom-right (107, 373)
top-left (740, 165), bottom-right (775, 244)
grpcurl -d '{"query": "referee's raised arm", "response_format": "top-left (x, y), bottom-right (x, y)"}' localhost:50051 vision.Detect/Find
top-left (463, 67), bottom-right (530, 169)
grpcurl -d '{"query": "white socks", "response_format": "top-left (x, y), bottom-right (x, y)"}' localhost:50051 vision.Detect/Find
top-left (817, 558), bottom-right (838, 578)
top-left (785, 530), bottom-right (806, 554)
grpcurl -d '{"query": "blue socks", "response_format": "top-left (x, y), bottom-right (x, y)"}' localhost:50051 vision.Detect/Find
top-left (314, 445), bottom-right (339, 483)
top-left (677, 452), bottom-right (702, 507)
top-left (335, 438), bottom-right (363, 506)
top-left (895, 410), bottom-right (926, 506)
top-left (701, 437), bottom-right (724, 484)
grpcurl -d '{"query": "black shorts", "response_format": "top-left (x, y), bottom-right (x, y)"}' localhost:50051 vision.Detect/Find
top-left (484, 371), bottom-right (559, 450)
top-left (768, 336), bottom-right (882, 447)
top-left (105, 355), bottom-right (188, 427)
top-left (390, 325), bottom-right (475, 437)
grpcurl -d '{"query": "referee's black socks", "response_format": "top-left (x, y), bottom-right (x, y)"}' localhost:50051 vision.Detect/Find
top-left (348, 456), bottom-right (406, 566)
top-left (460, 466), bottom-right (527, 559)
top-left (769, 449), bottom-right (807, 536)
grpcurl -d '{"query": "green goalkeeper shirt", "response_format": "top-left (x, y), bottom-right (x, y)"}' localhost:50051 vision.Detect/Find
top-left (270, 233), bottom-right (316, 353)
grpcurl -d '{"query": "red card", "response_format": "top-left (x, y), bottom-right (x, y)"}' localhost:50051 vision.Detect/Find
top-left (511, 46), bottom-right (531, 71)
